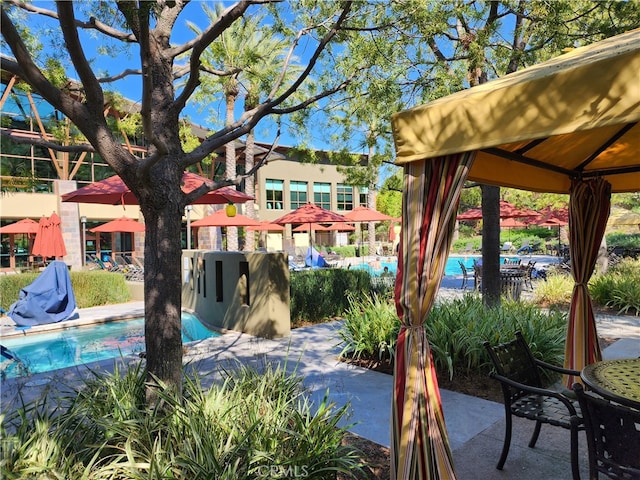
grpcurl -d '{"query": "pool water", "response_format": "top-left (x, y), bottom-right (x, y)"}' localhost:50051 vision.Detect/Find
top-left (0, 312), bottom-right (219, 379)
top-left (350, 255), bottom-right (521, 276)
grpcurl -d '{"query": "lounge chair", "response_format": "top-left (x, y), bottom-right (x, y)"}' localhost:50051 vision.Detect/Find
top-left (305, 246), bottom-right (330, 268)
top-left (517, 240), bottom-right (532, 255)
top-left (501, 241), bottom-right (515, 253)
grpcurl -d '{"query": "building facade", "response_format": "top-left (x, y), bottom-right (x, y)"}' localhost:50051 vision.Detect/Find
top-left (1, 70), bottom-right (372, 270)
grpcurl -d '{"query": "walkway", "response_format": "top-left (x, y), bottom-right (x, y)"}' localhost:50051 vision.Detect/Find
top-left (2, 282), bottom-right (639, 479)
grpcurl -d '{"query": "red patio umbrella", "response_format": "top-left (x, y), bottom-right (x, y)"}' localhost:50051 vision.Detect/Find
top-left (537, 206), bottom-right (569, 224)
top-left (61, 172), bottom-right (254, 206)
top-left (90, 217), bottom-right (146, 233)
top-left (190, 209), bottom-right (261, 228)
top-left (457, 200), bottom-right (540, 221)
top-left (274, 203), bottom-right (348, 225)
top-left (246, 221), bottom-right (285, 231)
top-left (343, 206), bottom-right (394, 223)
top-left (325, 223), bottom-right (355, 231)
top-left (0, 218), bottom-right (40, 269)
top-left (191, 209), bottom-right (260, 251)
top-left (344, 206), bottom-right (394, 252)
top-left (500, 217), bottom-right (528, 228)
top-left (292, 223), bottom-right (330, 232)
top-left (32, 212), bottom-right (67, 259)
top-left (90, 216), bottom-right (146, 257)
top-left (245, 221), bottom-right (285, 251)
top-left (0, 218), bottom-right (40, 234)
top-left (245, 221), bottom-right (285, 252)
top-left (500, 217), bottom-right (529, 241)
top-left (274, 203), bottom-right (348, 248)
top-left (534, 216), bottom-right (568, 256)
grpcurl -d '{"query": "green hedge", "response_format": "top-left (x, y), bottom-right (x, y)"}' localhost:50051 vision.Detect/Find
top-left (0, 270), bottom-right (130, 311)
top-left (290, 268), bottom-right (371, 324)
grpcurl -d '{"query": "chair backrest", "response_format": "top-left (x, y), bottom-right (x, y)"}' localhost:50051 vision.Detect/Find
top-left (573, 383), bottom-right (640, 479)
top-left (473, 263), bottom-right (482, 277)
top-left (484, 331), bottom-right (544, 400)
top-left (458, 261), bottom-right (468, 276)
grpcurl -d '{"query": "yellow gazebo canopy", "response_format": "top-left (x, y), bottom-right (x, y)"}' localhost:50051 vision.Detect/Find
top-left (391, 28), bottom-right (640, 194)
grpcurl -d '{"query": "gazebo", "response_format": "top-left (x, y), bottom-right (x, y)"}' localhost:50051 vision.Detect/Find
top-left (388, 29), bottom-right (640, 479)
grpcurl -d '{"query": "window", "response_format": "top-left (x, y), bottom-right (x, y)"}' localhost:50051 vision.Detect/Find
top-left (337, 184), bottom-right (353, 211)
top-left (266, 179), bottom-right (284, 210)
top-left (359, 186), bottom-right (369, 207)
top-left (313, 182), bottom-right (331, 209)
top-left (290, 181), bottom-right (308, 209)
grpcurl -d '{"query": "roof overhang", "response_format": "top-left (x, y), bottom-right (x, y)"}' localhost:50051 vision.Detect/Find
top-left (391, 29), bottom-right (640, 193)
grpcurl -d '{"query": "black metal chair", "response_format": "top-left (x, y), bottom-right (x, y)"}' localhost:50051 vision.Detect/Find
top-left (484, 331), bottom-right (584, 480)
top-left (458, 260), bottom-right (469, 290)
top-left (523, 260), bottom-right (537, 290)
top-left (473, 261), bottom-right (482, 291)
top-left (572, 383), bottom-right (640, 480)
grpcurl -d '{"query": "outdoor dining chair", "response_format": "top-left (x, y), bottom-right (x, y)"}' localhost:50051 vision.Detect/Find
top-left (572, 383), bottom-right (640, 480)
top-left (473, 262), bottom-right (482, 291)
top-left (458, 261), bottom-right (470, 290)
top-left (484, 331), bottom-right (584, 480)
top-left (523, 261), bottom-right (537, 290)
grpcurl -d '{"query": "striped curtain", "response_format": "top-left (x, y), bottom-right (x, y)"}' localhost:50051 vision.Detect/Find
top-left (563, 178), bottom-right (611, 387)
top-left (392, 152), bottom-right (475, 480)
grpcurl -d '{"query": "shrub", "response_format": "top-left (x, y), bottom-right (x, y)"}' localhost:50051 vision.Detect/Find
top-left (0, 270), bottom-right (130, 311)
top-left (1, 362), bottom-right (363, 479)
top-left (425, 296), bottom-right (567, 381)
top-left (338, 293), bottom-right (400, 362)
top-left (69, 271), bottom-right (130, 308)
top-left (590, 258), bottom-right (640, 315)
top-left (290, 268), bottom-right (371, 324)
top-left (606, 232), bottom-right (640, 249)
top-left (337, 295), bottom-right (568, 382)
top-left (533, 272), bottom-right (574, 307)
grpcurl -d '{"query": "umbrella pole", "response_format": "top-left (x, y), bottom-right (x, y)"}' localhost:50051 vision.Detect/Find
top-left (9, 234), bottom-right (16, 269)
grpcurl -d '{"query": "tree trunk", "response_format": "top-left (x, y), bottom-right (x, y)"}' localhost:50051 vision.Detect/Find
top-left (244, 129), bottom-right (256, 251)
top-left (141, 195), bottom-right (184, 401)
top-left (367, 144), bottom-right (377, 255)
top-left (225, 88), bottom-right (239, 251)
top-left (481, 184), bottom-right (501, 307)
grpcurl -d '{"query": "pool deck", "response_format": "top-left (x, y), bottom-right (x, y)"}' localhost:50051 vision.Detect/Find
top-left (2, 257), bottom-right (639, 479)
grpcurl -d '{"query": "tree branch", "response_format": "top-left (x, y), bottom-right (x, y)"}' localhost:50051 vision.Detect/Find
top-left (1, 8), bottom-right (80, 118)
top-left (267, 2), bottom-right (353, 106)
top-left (5, 0), bottom-right (136, 42)
top-left (172, 1), bottom-right (254, 113)
top-left (98, 68), bottom-right (143, 83)
top-left (182, 177), bottom-right (238, 205)
top-left (0, 129), bottom-right (96, 153)
top-left (56, 1), bottom-right (104, 115)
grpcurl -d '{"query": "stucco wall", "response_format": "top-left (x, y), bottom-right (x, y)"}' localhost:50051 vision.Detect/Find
top-left (181, 250), bottom-right (290, 338)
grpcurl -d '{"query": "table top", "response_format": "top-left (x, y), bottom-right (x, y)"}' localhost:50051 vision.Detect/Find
top-left (581, 358), bottom-right (640, 408)
top-left (499, 269), bottom-right (526, 276)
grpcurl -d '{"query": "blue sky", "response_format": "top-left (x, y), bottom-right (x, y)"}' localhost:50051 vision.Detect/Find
top-left (71, 2), bottom-right (357, 153)
top-left (4, 1), bottom-right (397, 183)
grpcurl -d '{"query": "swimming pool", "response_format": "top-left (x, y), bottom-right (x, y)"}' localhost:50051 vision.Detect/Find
top-left (0, 312), bottom-right (220, 379)
top-left (350, 255), bottom-right (521, 276)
